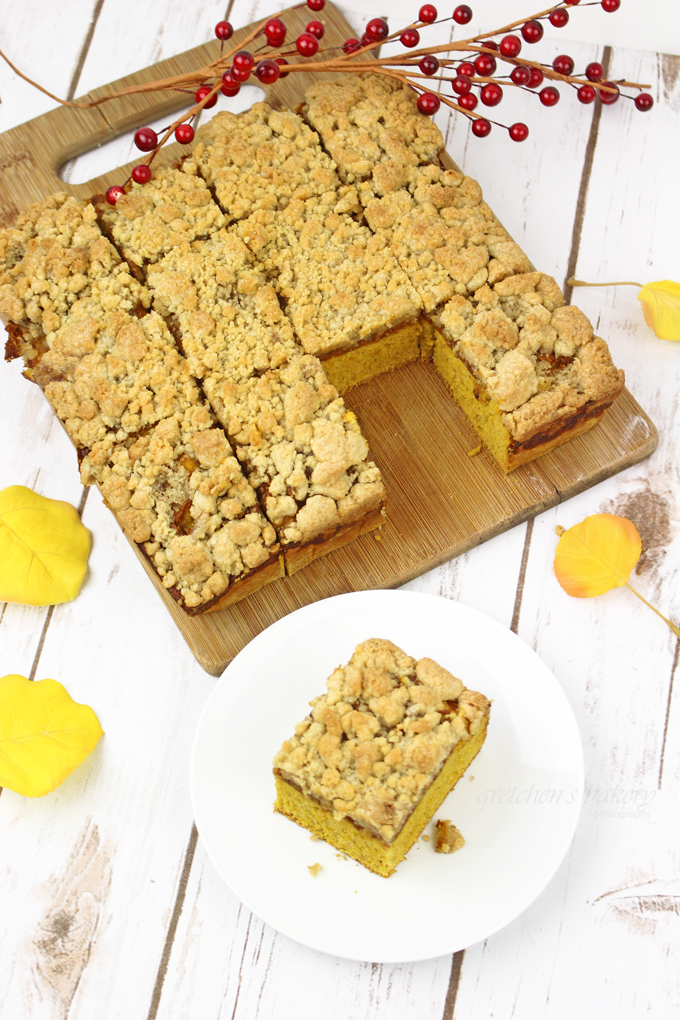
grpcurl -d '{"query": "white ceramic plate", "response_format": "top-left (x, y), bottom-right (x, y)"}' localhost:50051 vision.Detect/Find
top-left (191, 590), bottom-right (584, 963)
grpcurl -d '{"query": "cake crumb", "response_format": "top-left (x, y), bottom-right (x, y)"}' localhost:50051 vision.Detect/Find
top-left (308, 863), bottom-right (322, 877)
top-left (469, 775), bottom-right (475, 781)
top-left (435, 820), bottom-right (466, 854)
top-left (373, 532), bottom-right (382, 541)
top-left (310, 834), bottom-right (320, 841)
top-left (555, 525), bottom-right (565, 536)
top-left (467, 443), bottom-right (482, 457)
top-left (421, 833), bottom-right (431, 843)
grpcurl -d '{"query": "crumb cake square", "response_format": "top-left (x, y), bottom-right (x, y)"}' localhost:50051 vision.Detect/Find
top-left (274, 638), bottom-right (490, 877)
top-left (81, 414), bottom-right (282, 613)
top-left (97, 166), bottom-right (225, 269)
top-left (430, 275), bottom-right (625, 469)
top-left (192, 104), bottom-right (339, 222)
top-left (302, 74), bottom-right (444, 183)
top-left (207, 353), bottom-right (385, 574)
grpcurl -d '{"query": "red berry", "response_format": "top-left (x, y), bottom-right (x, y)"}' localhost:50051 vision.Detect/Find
top-left (275, 58), bottom-right (290, 78)
top-left (553, 54), bottom-right (575, 76)
top-left (134, 127), bottom-right (158, 152)
top-left (306, 20), bottom-right (325, 39)
top-left (417, 92), bottom-right (441, 116)
top-left (174, 124), bottom-right (195, 144)
top-left (601, 0), bottom-right (620, 10)
top-left (577, 85), bottom-right (596, 104)
top-left (419, 55), bottom-right (440, 75)
top-left (233, 50), bottom-right (254, 73)
top-left (474, 54), bottom-right (497, 76)
top-left (215, 21), bottom-right (233, 41)
top-left (539, 86), bottom-right (560, 106)
top-left (635, 92), bottom-right (654, 112)
top-left (230, 65), bottom-right (251, 82)
top-left (195, 85), bottom-right (217, 108)
top-left (296, 32), bottom-right (319, 55)
top-left (307, 0), bottom-right (325, 9)
top-left (361, 33), bottom-right (371, 46)
top-left (480, 83), bottom-right (503, 106)
top-left (528, 67), bottom-right (544, 89)
top-left (106, 185), bottom-right (125, 205)
top-left (510, 65), bottom-right (531, 86)
top-left (585, 61), bottom-right (604, 81)
top-left (521, 20), bottom-right (544, 43)
top-left (483, 40), bottom-right (500, 51)
top-left (471, 118), bottom-right (491, 137)
top-left (549, 9), bottom-right (569, 27)
top-left (499, 35), bottom-right (521, 58)
top-left (366, 18), bottom-right (389, 41)
top-left (509, 122), bottom-right (529, 142)
top-left (458, 61), bottom-right (476, 77)
top-left (419, 4), bottom-right (438, 23)
top-left (131, 164), bottom-right (151, 184)
top-left (221, 71), bottom-right (241, 96)
top-left (264, 18), bottom-right (286, 46)
top-left (401, 28), bottom-right (420, 47)
top-left (343, 37), bottom-right (361, 53)
top-left (255, 59), bottom-right (281, 84)
top-left (458, 92), bottom-right (478, 110)
top-left (598, 81), bottom-right (620, 104)
top-left (453, 5), bottom-right (473, 25)
top-left (452, 75), bottom-right (472, 95)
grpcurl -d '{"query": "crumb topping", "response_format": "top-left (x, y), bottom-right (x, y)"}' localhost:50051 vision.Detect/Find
top-left (230, 183), bottom-right (363, 266)
top-left (147, 231), bottom-right (266, 321)
top-left (193, 104), bottom-right (339, 222)
top-left (434, 819), bottom-right (465, 853)
top-left (303, 75), bottom-right (443, 182)
top-left (35, 309), bottom-right (203, 449)
top-left (98, 166), bottom-right (225, 267)
top-left (0, 196), bottom-right (141, 339)
top-left (362, 166), bottom-right (531, 312)
top-left (210, 353), bottom-right (384, 543)
top-left (274, 639), bottom-right (489, 843)
top-left (434, 273), bottom-right (625, 438)
top-left (80, 413), bottom-right (278, 607)
top-left (273, 213), bottom-right (422, 355)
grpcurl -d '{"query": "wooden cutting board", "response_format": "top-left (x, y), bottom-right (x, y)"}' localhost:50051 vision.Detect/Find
top-left (0, 3), bottom-right (657, 674)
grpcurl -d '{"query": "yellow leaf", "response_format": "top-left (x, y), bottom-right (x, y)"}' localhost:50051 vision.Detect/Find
top-left (637, 280), bottom-right (680, 341)
top-left (554, 514), bottom-right (641, 598)
top-left (0, 675), bottom-right (103, 797)
top-left (0, 485), bottom-right (90, 606)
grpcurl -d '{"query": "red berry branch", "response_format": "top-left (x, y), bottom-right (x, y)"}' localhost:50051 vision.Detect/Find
top-left (0, 0), bottom-right (652, 204)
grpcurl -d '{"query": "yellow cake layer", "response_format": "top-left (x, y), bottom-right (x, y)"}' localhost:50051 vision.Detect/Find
top-left (274, 714), bottom-right (488, 878)
top-left (432, 330), bottom-right (512, 470)
top-left (321, 320), bottom-right (423, 394)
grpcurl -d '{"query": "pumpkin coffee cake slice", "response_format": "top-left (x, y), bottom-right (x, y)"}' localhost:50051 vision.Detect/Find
top-left (274, 638), bottom-right (489, 877)
top-left (80, 409), bottom-right (282, 614)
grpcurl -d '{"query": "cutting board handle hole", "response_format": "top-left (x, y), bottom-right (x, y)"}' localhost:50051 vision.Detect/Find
top-left (58, 85), bottom-right (265, 186)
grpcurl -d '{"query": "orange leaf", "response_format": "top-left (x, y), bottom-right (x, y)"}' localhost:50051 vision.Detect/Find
top-left (554, 514), bottom-right (641, 598)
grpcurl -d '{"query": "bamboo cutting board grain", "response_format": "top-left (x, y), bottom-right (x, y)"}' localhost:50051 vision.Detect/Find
top-left (0, 3), bottom-right (657, 674)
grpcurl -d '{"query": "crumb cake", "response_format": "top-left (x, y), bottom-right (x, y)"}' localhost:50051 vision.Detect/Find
top-left (273, 639), bottom-right (490, 877)
top-left (1, 72), bottom-right (626, 612)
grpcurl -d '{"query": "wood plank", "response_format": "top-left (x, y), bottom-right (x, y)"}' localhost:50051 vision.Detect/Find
top-left (454, 46), bottom-right (680, 1020)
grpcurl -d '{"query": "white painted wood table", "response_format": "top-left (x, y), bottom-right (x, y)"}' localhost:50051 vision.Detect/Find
top-left (1, 2), bottom-right (679, 1017)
